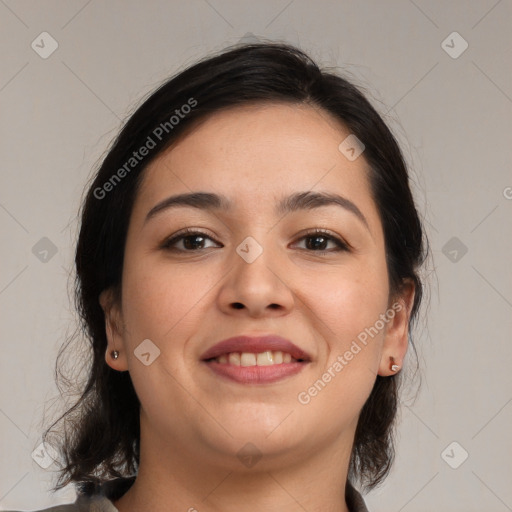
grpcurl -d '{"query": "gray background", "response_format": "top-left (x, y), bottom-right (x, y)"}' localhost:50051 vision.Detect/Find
top-left (1, 1), bottom-right (511, 511)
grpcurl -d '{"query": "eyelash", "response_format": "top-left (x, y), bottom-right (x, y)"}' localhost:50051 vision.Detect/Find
top-left (160, 228), bottom-right (350, 254)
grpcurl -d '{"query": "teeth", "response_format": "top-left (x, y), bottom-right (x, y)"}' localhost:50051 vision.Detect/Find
top-left (240, 353), bottom-right (256, 366)
top-left (228, 353), bottom-right (241, 366)
top-left (256, 351), bottom-right (274, 366)
top-left (214, 350), bottom-right (297, 366)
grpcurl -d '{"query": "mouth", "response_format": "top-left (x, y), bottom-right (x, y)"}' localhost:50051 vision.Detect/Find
top-left (203, 350), bottom-right (306, 365)
top-left (200, 335), bottom-right (312, 384)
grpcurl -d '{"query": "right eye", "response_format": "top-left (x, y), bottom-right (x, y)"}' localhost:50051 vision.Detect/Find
top-left (160, 229), bottom-right (223, 252)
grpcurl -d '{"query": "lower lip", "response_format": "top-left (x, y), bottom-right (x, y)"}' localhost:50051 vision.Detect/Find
top-left (203, 360), bottom-right (308, 384)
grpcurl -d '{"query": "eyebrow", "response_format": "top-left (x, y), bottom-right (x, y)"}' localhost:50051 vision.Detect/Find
top-left (144, 191), bottom-right (370, 232)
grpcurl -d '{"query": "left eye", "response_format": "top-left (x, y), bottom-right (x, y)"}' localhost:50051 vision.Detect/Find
top-left (294, 231), bottom-right (349, 252)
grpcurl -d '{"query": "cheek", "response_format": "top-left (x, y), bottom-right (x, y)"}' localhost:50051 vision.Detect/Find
top-left (294, 266), bottom-right (388, 427)
top-left (296, 258), bottom-right (390, 336)
top-left (118, 256), bottom-right (208, 412)
top-left (294, 260), bottom-right (390, 407)
top-left (121, 259), bottom-right (205, 341)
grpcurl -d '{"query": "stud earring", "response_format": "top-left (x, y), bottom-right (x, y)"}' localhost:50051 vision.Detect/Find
top-left (390, 357), bottom-right (400, 372)
top-left (106, 324), bottom-right (119, 360)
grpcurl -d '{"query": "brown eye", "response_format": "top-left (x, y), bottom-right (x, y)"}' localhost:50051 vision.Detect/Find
top-left (294, 230), bottom-right (349, 252)
top-left (161, 230), bottom-right (221, 252)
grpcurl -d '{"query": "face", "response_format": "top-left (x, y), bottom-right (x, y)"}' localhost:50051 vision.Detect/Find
top-left (101, 103), bottom-right (413, 471)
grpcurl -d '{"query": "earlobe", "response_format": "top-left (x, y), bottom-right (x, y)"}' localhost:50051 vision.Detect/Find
top-left (104, 343), bottom-right (126, 371)
top-left (103, 316), bottom-right (129, 372)
top-left (390, 356), bottom-right (400, 372)
top-left (377, 280), bottom-right (415, 377)
top-left (99, 288), bottom-right (128, 372)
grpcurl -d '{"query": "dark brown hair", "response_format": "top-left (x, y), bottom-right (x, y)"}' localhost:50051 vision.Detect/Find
top-left (43, 40), bottom-right (428, 495)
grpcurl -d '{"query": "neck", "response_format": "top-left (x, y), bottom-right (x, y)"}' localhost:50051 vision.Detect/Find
top-left (113, 425), bottom-right (353, 512)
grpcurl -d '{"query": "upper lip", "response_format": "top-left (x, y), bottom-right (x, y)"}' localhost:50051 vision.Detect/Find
top-left (200, 335), bottom-right (312, 362)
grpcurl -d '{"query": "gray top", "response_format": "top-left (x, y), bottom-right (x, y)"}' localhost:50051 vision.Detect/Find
top-left (4, 477), bottom-right (369, 512)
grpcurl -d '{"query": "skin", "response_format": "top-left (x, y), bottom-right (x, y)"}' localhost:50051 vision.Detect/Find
top-left (100, 102), bottom-right (415, 512)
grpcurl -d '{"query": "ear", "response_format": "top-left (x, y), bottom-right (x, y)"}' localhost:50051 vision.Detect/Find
top-left (99, 288), bottom-right (129, 372)
top-left (377, 279), bottom-right (416, 376)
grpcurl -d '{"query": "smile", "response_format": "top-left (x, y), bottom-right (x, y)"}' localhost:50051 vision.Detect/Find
top-left (203, 351), bottom-right (309, 384)
top-left (212, 350), bottom-right (302, 366)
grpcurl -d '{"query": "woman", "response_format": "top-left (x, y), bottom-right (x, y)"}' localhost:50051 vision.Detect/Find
top-left (11, 41), bottom-right (427, 512)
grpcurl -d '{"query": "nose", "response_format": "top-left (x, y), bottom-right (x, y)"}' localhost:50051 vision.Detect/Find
top-left (216, 241), bottom-right (295, 318)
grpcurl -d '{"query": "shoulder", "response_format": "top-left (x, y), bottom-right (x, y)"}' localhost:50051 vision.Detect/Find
top-left (4, 476), bottom-right (136, 512)
top-left (2, 506), bottom-right (77, 512)
top-left (1, 494), bottom-right (115, 512)
top-left (346, 480), bottom-right (370, 512)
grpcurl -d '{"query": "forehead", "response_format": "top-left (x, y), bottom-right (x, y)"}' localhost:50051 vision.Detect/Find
top-left (135, 102), bottom-right (380, 231)
top-left (161, 102), bottom-right (351, 174)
